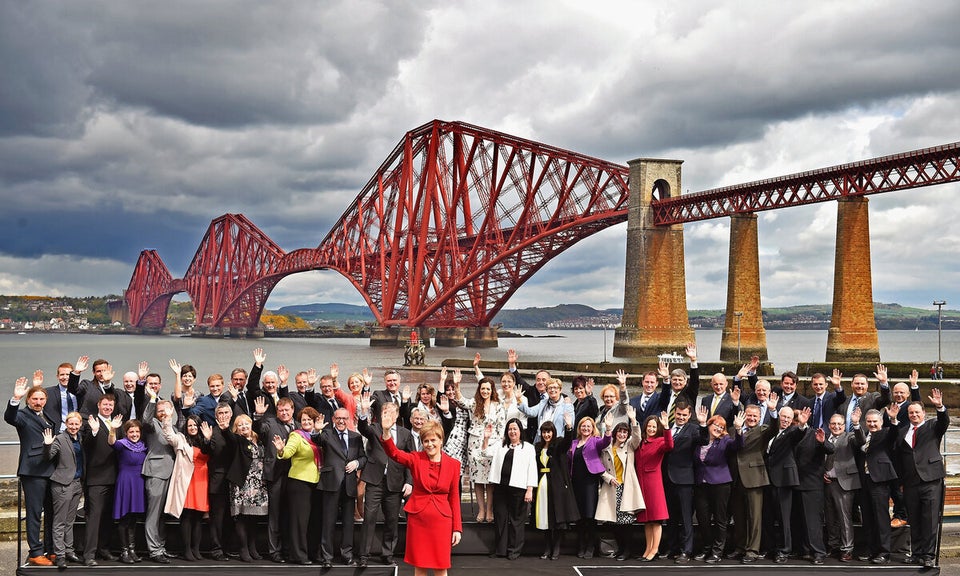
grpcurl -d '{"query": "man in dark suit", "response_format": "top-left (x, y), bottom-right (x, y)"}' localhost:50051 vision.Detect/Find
top-left (655, 343), bottom-right (700, 426)
top-left (794, 424), bottom-right (833, 564)
top-left (506, 349), bottom-right (548, 441)
top-left (629, 371), bottom-right (662, 422)
top-left (824, 412), bottom-right (861, 562)
top-left (253, 396), bottom-right (295, 563)
top-left (370, 369), bottom-right (404, 426)
top-left (731, 404), bottom-right (776, 563)
top-left (765, 405), bottom-right (809, 563)
top-left (288, 370), bottom-right (314, 414)
top-left (898, 389), bottom-right (949, 568)
top-left (356, 402), bottom-right (414, 567)
top-left (71, 358), bottom-right (132, 421)
top-left (206, 402), bottom-right (235, 562)
top-left (140, 397), bottom-right (177, 563)
top-left (807, 371), bottom-right (845, 430)
top-left (837, 371), bottom-right (890, 432)
top-left (661, 401), bottom-right (708, 563)
top-left (44, 360), bottom-right (81, 433)
top-left (314, 374), bottom-right (344, 424)
top-left (887, 369), bottom-right (922, 528)
top-left (773, 371), bottom-right (812, 413)
top-left (699, 373), bottom-right (742, 428)
top-left (316, 408), bottom-right (367, 568)
top-left (243, 348), bottom-right (289, 419)
top-left (6, 379), bottom-right (56, 566)
top-left (854, 405), bottom-right (901, 564)
top-left (81, 393), bottom-right (120, 566)
top-left (229, 367), bottom-right (252, 416)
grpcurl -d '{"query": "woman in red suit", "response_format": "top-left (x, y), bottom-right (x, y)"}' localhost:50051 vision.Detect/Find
top-left (634, 411), bottom-right (673, 561)
top-left (379, 402), bottom-right (462, 576)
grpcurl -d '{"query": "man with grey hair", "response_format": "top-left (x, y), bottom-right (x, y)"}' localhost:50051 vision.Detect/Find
top-left (765, 405), bottom-right (810, 563)
top-left (141, 394), bottom-right (177, 563)
top-left (656, 343), bottom-right (699, 427)
top-left (243, 347), bottom-right (289, 419)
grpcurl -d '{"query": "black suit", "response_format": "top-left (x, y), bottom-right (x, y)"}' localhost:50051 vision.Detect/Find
top-left (699, 392), bottom-right (739, 428)
top-left (854, 423), bottom-right (898, 556)
top-left (5, 401), bottom-right (56, 558)
top-left (511, 370), bottom-right (544, 442)
top-left (369, 389), bottom-right (404, 426)
top-left (898, 409), bottom-right (949, 562)
top-left (253, 415), bottom-right (293, 557)
top-left (357, 417), bottom-right (414, 561)
top-left (44, 376), bottom-right (80, 433)
top-left (81, 416), bottom-right (118, 561)
top-left (316, 426), bottom-right (367, 563)
top-left (662, 422), bottom-right (708, 556)
top-left (765, 424), bottom-right (804, 555)
top-left (71, 378), bottom-right (132, 421)
top-left (794, 427), bottom-right (833, 558)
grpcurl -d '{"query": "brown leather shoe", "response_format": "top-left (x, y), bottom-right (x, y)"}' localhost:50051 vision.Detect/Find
top-left (28, 555), bottom-right (54, 566)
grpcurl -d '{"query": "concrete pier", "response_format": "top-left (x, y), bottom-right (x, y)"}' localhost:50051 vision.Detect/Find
top-left (720, 213), bottom-right (769, 361)
top-left (433, 327), bottom-right (466, 347)
top-left (465, 326), bottom-right (499, 348)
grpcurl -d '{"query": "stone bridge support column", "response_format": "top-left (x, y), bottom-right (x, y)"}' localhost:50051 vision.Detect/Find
top-left (369, 325), bottom-right (400, 347)
top-left (614, 158), bottom-right (695, 359)
top-left (720, 214), bottom-right (768, 361)
top-left (466, 326), bottom-right (499, 348)
top-left (433, 327), bottom-right (466, 347)
top-left (826, 197), bottom-right (880, 362)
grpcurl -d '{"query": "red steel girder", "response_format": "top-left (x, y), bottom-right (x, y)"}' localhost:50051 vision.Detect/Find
top-left (124, 250), bottom-right (174, 329)
top-left (315, 120), bottom-right (630, 327)
top-left (653, 141), bottom-right (960, 225)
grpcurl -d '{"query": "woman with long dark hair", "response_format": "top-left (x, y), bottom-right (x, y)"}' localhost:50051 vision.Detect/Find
top-left (483, 418), bottom-right (538, 559)
top-left (532, 419), bottom-right (580, 559)
top-left (456, 376), bottom-right (505, 522)
top-left (164, 414), bottom-right (213, 561)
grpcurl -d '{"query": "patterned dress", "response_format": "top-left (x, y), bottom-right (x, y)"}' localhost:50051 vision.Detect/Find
top-left (443, 404), bottom-right (470, 468)
top-left (458, 398), bottom-right (505, 483)
top-left (231, 441), bottom-right (268, 517)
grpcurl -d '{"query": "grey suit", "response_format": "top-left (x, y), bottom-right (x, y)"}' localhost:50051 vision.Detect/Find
top-left (732, 424), bottom-right (776, 556)
top-left (140, 401), bottom-right (177, 557)
top-left (45, 431), bottom-right (84, 559)
top-left (824, 431), bottom-right (860, 553)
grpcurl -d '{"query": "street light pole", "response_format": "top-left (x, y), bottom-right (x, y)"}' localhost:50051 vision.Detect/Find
top-left (934, 300), bottom-right (947, 364)
top-left (734, 311), bottom-right (744, 363)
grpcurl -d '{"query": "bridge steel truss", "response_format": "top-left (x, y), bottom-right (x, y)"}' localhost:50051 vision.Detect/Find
top-left (125, 120), bottom-right (631, 330)
top-left (652, 141), bottom-right (960, 225)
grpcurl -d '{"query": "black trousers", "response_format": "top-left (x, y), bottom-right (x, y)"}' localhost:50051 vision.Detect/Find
top-left (863, 475), bottom-right (893, 555)
top-left (493, 484), bottom-right (529, 557)
top-left (359, 482), bottom-right (402, 559)
top-left (84, 484), bottom-right (114, 560)
top-left (903, 478), bottom-right (943, 560)
top-left (694, 482), bottom-right (731, 555)
top-left (320, 487), bottom-right (356, 561)
top-left (663, 481), bottom-right (694, 555)
top-left (286, 478), bottom-right (315, 563)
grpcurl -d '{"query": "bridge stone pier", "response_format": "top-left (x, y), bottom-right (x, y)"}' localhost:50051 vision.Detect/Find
top-left (826, 197), bottom-right (880, 362)
top-left (434, 327), bottom-right (466, 347)
top-left (614, 158), bottom-right (695, 359)
top-left (719, 213), bottom-right (768, 361)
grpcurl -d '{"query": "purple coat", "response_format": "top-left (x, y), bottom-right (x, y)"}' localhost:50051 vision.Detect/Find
top-left (567, 434), bottom-right (612, 475)
top-left (694, 434), bottom-right (741, 485)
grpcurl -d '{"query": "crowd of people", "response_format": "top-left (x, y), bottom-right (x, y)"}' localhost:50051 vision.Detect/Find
top-left (5, 345), bottom-right (950, 572)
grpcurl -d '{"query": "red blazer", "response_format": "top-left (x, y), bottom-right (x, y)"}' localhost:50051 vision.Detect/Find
top-left (382, 436), bottom-right (462, 533)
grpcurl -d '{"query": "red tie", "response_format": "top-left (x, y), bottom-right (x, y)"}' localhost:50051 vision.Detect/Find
top-left (912, 425), bottom-right (919, 448)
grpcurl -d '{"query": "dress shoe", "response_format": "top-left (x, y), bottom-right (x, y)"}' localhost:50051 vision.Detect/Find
top-left (297, 559), bottom-right (313, 565)
top-left (150, 554), bottom-right (170, 564)
top-left (46, 553), bottom-right (58, 562)
top-left (28, 555), bottom-right (54, 566)
top-left (725, 551), bottom-right (742, 560)
top-left (270, 553), bottom-right (286, 563)
top-left (321, 559), bottom-right (333, 569)
top-left (675, 553), bottom-right (690, 564)
top-left (616, 553), bottom-right (628, 561)
top-left (891, 518), bottom-right (907, 528)
top-left (872, 554), bottom-right (889, 564)
top-left (84, 559), bottom-right (98, 567)
top-left (741, 553), bottom-right (758, 564)
top-left (924, 557), bottom-right (937, 568)
top-left (705, 554), bottom-right (721, 564)
top-left (583, 549), bottom-right (593, 559)
top-left (506, 553), bottom-right (520, 560)
top-left (813, 555), bottom-right (825, 565)
top-left (56, 558), bottom-right (67, 570)
top-left (857, 554), bottom-right (871, 562)
top-left (358, 557), bottom-right (368, 567)
top-left (99, 551), bottom-right (119, 562)
top-left (774, 552), bottom-right (789, 563)
top-left (65, 552), bottom-right (82, 564)
top-left (839, 551), bottom-right (853, 562)
top-left (381, 555), bottom-right (396, 566)
top-left (694, 552), bottom-right (707, 561)
top-left (903, 555), bottom-right (921, 565)
top-left (210, 551), bottom-right (229, 561)
top-left (342, 556), bottom-right (354, 565)
top-left (639, 556), bottom-right (654, 562)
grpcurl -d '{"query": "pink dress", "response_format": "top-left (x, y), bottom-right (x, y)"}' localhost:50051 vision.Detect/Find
top-left (634, 429), bottom-right (673, 522)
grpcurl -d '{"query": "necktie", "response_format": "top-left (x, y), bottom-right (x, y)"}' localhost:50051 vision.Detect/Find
top-left (710, 395), bottom-right (720, 417)
top-left (847, 397), bottom-right (860, 432)
top-left (330, 398), bottom-right (339, 410)
top-left (340, 431), bottom-right (348, 452)
top-left (640, 395), bottom-right (648, 411)
top-left (912, 425), bottom-right (919, 448)
top-left (392, 394), bottom-right (400, 405)
top-left (67, 392), bottom-right (75, 412)
top-left (672, 425), bottom-right (680, 437)
top-left (813, 397), bottom-right (822, 429)
top-left (667, 393), bottom-right (677, 426)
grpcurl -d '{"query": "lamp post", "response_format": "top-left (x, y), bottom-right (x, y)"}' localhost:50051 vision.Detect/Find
top-left (934, 300), bottom-right (947, 364)
top-left (734, 311), bottom-right (744, 362)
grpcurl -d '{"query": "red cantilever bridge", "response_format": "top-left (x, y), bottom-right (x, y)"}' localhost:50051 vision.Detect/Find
top-left (123, 119), bottom-right (960, 337)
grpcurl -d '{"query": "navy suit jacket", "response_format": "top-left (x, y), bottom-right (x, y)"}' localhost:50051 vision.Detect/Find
top-left (664, 422), bottom-right (708, 485)
top-left (5, 401), bottom-right (55, 478)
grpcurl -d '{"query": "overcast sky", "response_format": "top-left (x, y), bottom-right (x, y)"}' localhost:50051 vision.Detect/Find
top-left (2, 1), bottom-right (959, 315)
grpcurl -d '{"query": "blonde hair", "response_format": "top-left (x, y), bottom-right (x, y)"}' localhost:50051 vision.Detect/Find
top-left (232, 414), bottom-right (258, 443)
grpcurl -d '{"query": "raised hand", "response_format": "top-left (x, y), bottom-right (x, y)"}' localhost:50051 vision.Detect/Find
top-left (874, 363), bottom-right (888, 384)
top-left (659, 410), bottom-right (669, 429)
top-left (100, 365), bottom-right (114, 383)
top-left (815, 428), bottom-right (826, 443)
top-left (730, 385), bottom-right (741, 404)
top-left (109, 415), bottom-right (123, 430)
top-left (453, 368), bottom-right (462, 385)
top-left (930, 388), bottom-right (943, 409)
top-left (563, 409), bottom-right (573, 429)
top-left (252, 347), bottom-right (266, 367)
top-left (227, 385), bottom-right (239, 400)
top-left (585, 378), bottom-right (595, 396)
top-left (657, 360), bottom-right (669, 380)
top-left (616, 369), bottom-right (627, 388)
top-left (401, 384), bottom-right (411, 402)
top-left (886, 402), bottom-right (900, 420)
top-left (831, 369), bottom-right (843, 390)
top-left (360, 391), bottom-right (372, 417)
top-left (87, 415), bottom-right (100, 435)
top-left (767, 391), bottom-right (779, 412)
top-left (168, 359), bottom-right (181, 375)
top-left (438, 394), bottom-right (450, 413)
top-left (852, 406), bottom-right (862, 424)
top-left (329, 363), bottom-right (339, 382)
top-left (507, 349), bottom-right (518, 368)
top-left (253, 395), bottom-right (267, 416)
top-left (13, 377), bottom-right (28, 400)
top-left (440, 367), bottom-right (448, 385)
top-left (685, 343), bottom-right (697, 361)
top-left (43, 428), bottom-right (55, 445)
top-left (200, 421), bottom-right (213, 440)
top-left (316, 413), bottom-right (326, 429)
top-left (696, 405), bottom-right (708, 425)
top-left (138, 361), bottom-right (150, 380)
top-left (796, 406), bottom-right (812, 426)
top-left (75, 356), bottom-right (89, 373)
top-left (361, 369), bottom-right (372, 387)
top-left (380, 408), bottom-right (397, 434)
top-left (625, 404), bottom-right (636, 421)
top-left (32, 369), bottom-right (43, 387)
top-left (277, 364), bottom-right (289, 385)
top-left (603, 410), bottom-right (614, 433)
top-left (307, 368), bottom-right (318, 387)
top-left (749, 355), bottom-right (760, 370)
top-left (473, 353), bottom-right (482, 368)
top-left (736, 363), bottom-right (751, 379)
top-left (733, 411), bottom-right (746, 430)
top-left (272, 434), bottom-right (285, 452)
top-left (910, 369), bottom-right (919, 387)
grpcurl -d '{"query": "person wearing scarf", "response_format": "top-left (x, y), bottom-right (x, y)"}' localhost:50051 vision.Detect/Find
top-left (108, 418), bottom-right (148, 563)
top-left (273, 406), bottom-right (323, 565)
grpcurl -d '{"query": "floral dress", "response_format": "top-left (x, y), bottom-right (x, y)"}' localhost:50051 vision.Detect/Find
top-left (443, 404), bottom-right (470, 468)
top-left (457, 398), bottom-right (505, 483)
top-left (231, 441), bottom-right (268, 517)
